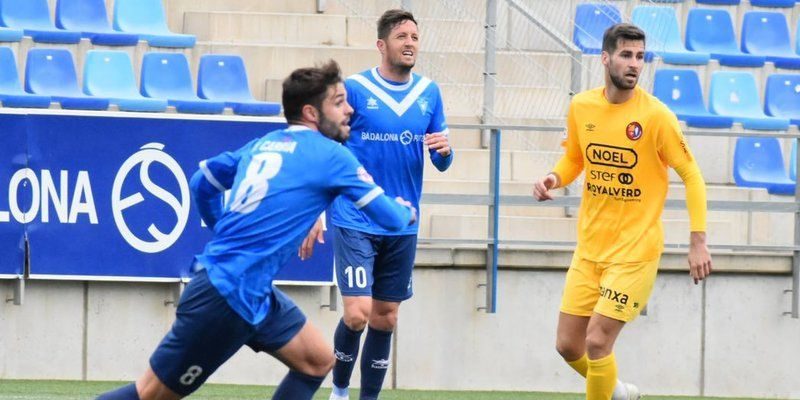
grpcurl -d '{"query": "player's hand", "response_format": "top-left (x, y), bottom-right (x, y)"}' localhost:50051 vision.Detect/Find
top-left (533, 174), bottom-right (558, 201)
top-left (298, 216), bottom-right (325, 260)
top-left (424, 133), bottom-right (451, 157)
top-left (395, 197), bottom-right (417, 225)
top-left (688, 232), bottom-right (712, 284)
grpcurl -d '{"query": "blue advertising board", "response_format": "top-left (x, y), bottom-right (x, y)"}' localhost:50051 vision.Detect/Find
top-left (0, 114), bottom-right (28, 278)
top-left (11, 112), bottom-right (335, 283)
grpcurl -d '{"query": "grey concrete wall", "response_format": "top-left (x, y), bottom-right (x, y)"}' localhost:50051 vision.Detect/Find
top-left (1, 249), bottom-right (798, 398)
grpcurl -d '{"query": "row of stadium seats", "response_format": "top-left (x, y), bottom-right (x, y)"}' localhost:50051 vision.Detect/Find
top-left (654, 0), bottom-right (798, 5)
top-left (574, 4), bottom-right (800, 67)
top-left (0, 0), bottom-right (194, 47)
top-left (653, 68), bottom-right (799, 130)
top-left (0, 48), bottom-right (279, 115)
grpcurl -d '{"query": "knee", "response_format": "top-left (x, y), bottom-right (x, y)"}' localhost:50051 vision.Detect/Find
top-left (343, 312), bottom-right (369, 332)
top-left (369, 308), bottom-right (398, 331)
top-left (555, 337), bottom-right (583, 361)
top-left (299, 351), bottom-right (335, 377)
top-left (584, 332), bottom-right (612, 358)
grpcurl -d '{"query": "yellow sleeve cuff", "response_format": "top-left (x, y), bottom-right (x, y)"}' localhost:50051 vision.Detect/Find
top-left (674, 162), bottom-right (707, 232)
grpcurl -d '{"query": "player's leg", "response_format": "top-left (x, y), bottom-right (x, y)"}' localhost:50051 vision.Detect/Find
top-left (557, 255), bottom-right (600, 375)
top-left (96, 269), bottom-right (253, 400)
top-left (251, 287), bottom-right (332, 400)
top-left (359, 234), bottom-right (416, 400)
top-left (585, 259), bottom-right (659, 400)
top-left (556, 312), bottom-right (591, 375)
top-left (331, 226), bottom-right (379, 399)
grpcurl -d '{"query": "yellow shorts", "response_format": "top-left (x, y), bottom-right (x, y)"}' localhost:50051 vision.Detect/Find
top-left (559, 253), bottom-right (659, 322)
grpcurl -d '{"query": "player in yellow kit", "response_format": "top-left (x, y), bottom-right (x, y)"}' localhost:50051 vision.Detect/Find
top-left (533, 23), bottom-right (712, 400)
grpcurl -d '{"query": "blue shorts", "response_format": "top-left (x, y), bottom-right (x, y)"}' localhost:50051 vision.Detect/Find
top-left (149, 268), bottom-right (306, 396)
top-left (333, 226), bottom-right (417, 302)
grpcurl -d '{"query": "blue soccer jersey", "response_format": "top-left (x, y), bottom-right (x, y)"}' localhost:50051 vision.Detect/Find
top-left (191, 126), bottom-right (412, 324)
top-left (331, 67), bottom-right (453, 236)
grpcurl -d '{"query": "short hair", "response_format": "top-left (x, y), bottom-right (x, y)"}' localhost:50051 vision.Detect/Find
top-left (602, 23), bottom-right (646, 54)
top-left (377, 9), bottom-right (417, 39)
top-left (282, 60), bottom-right (342, 123)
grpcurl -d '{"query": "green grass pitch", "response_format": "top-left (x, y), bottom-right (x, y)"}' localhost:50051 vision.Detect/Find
top-left (0, 379), bottom-right (771, 400)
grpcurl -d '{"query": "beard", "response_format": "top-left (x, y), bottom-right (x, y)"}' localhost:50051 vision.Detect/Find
top-left (609, 69), bottom-right (637, 90)
top-left (389, 53), bottom-right (415, 73)
top-left (318, 112), bottom-right (349, 143)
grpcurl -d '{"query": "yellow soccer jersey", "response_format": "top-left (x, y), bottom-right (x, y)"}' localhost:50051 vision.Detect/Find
top-left (553, 86), bottom-right (698, 263)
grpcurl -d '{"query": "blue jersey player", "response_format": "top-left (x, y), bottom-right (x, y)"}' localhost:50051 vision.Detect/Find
top-left (311, 9), bottom-right (453, 400)
top-left (96, 61), bottom-right (417, 400)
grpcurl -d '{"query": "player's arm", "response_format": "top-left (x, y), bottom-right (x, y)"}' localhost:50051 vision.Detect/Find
top-left (534, 104), bottom-right (583, 201)
top-left (424, 85), bottom-right (454, 172)
top-left (191, 142), bottom-right (251, 229)
top-left (328, 148), bottom-right (416, 231)
top-left (660, 111), bottom-right (712, 284)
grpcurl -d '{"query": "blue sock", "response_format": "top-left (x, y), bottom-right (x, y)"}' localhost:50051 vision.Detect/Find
top-left (96, 383), bottom-right (139, 400)
top-left (332, 318), bottom-right (364, 390)
top-left (359, 327), bottom-right (393, 400)
top-left (272, 370), bottom-right (324, 400)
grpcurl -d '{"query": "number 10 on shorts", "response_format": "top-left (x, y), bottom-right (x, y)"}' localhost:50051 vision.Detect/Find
top-left (344, 265), bottom-right (367, 288)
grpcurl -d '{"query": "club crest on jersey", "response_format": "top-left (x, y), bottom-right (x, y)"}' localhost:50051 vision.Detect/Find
top-left (417, 98), bottom-right (429, 114)
top-left (626, 121), bottom-right (643, 141)
top-left (366, 97), bottom-right (379, 110)
top-left (357, 167), bottom-right (374, 184)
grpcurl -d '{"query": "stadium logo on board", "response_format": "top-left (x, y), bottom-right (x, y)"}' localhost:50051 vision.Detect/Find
top-left (400, 130), bottom-right (413, 145)
top-left (625, 122), bottom-right (643, 141)
top-left (111, 143), bottom-right (190, 253)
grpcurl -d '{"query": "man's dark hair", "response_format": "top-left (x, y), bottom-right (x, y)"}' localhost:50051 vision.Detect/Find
top-left (602, 23), bottom-right (646, 54)
top-left (282, 60), bottom-right (342, 123)
top-left (377, 9), bottom-right (417, 39)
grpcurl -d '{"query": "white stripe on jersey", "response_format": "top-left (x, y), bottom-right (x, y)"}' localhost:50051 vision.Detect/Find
top-left (199, 160), bottom-right (226, 192)
top-left (355, 187), bottom-right (385, 209)
top-left (348, 74), bottom-right (432, 117)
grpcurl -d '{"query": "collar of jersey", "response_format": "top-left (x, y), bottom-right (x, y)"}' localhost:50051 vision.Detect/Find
top-left (370, 67), bottom-right (414, 91)
top-left (349, 71), bottom-right (432, 117)
top-left (287, 125), bottom-right (312, 132)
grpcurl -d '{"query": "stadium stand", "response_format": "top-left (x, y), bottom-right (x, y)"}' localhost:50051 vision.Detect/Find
top-left (709, 71), bottom-right (790, 130)
top-left (733, 137), bottom-right (796, 194)
top-left (573, 3), bottom-right (622, 54)
top-left (764, 73), bottom-right (800, 127)
top-left (631, 5), bottom-right (710, 65)
top-left (83, 50), bottom-right (168, 112)
top-left (653, 68), bottom-right (734, 128)
top-left (0, 0), bottom-right (81, 43)
top-left (140, 52), bottom-right (224, 114)
top-left (741, 11), bottom-right (800, 69)
top-left (0, 47), bottom-right (50, 108)
top-left (113, 0), bottom-right (195, 48)
top-left (55, 0), bottom-right (139, 46)
top-left (197, 54), bottom-right (281, 116)
top-left (24, 48), bottom-right (109, 110)
top-left (749, 0), bottom-right (796, 7)
top-left (0, 26), bottom-right (22, 42)
top-left (696, 0), bottom-right (740, 3)
top-left (685, 8), bottom-right (766, 67)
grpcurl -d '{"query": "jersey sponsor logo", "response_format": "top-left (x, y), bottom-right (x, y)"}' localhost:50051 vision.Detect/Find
top-left (586, 143), bottom-right (638, 169)
top-left (400, 130), bottom-right (413, 145)
top-left (626, 121), bottom-right (643, 141)
top-left (618, 173), bottom-right (634, 185)
top-left (586, 182), bottom-right (641, 199)
top-left (589, 170), bottom-right (634, 186)
top-left (599, 285), bottom-right (629, 305)
top-left (361, 131), bottom-right (424, 145)
top-left (357, 167), bottom-right (374, 184)
top-left (112, 143), bottom-right (190, 253)
top-left (366, 97), bottom-right (379, 110)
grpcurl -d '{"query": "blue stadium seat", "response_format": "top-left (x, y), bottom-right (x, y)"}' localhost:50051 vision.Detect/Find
top-left (653, 69), bottom-right (733, 128)
top-left (790, 139), bottom-right (797, 181)
top-left (140, 53), bottom-right (224, 114)
top-left (83, 51), bottom-right (167, 112)
top-left (733, 137), bottom-right (795, 195)
top-left (764, 74), bottom-right (800, 127)
top-left (573, 3), bottom-right (621, 54)
top-left (55, 0), bottom-right (138, 46)
top-left (0, 0), bottom-right (81, 44)
top-left (685, 9), bottom-right (766, 68)
top-left (197, 55), bottom-right (280, 116)
top-left (0, 27), bottom-right (22, 42)
top-left (750, 0), bottom-right (795, 6)
top-left (113, 0), bottom-right (195, 48)
top-left (25, 48), bottom-right (108, 110)
top-left (696, 0), bottom-right (740, 3)
top-left (0, 47), bottom-right (50, 108)
top-left (741, 11), bottom-right (800, 69)
top-left (709, 71), bottom-right (790, 130)
top-left (631, 6), bottom-right (710, 65)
